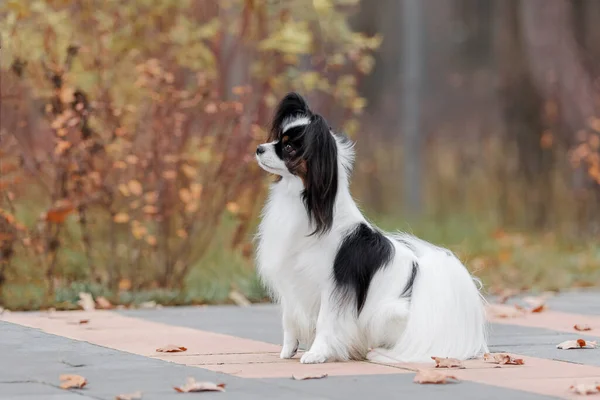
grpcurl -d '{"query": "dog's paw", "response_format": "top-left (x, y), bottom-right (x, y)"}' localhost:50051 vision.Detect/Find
top-left (280, 342), bottom-right (299, 359)
top-left (300, 351), bottom-right (328, 364)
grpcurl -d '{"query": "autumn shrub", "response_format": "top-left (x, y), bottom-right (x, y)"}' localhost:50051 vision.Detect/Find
top-left (0, 0), bottom-right (379, 308)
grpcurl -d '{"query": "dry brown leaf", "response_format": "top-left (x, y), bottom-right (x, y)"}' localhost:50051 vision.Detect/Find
top-left (486, 304), bottom-right (525, 318)
top-left (60, 374), bottom-right (87, 389)
top-left (96, 296), bottom-right (113, 310)
top-left (156, 345), bottom-right (187, 353)
top-left (574, 324), bottom-right (592, 332)
top-left (522, 296), bottom-right (547, 313)
top-left (173, 378), bottom-right (225, 393)
top-left (292, 373), bottom-right (328, 380)
top-left (569, 383), bottom-right (600, 395)
top-left (413, 369), bottom-right (459, 384)
top-left (115, 390), bottom-right (143, 400)
top-left (431, 357), bottom-right (465, 369)
top-left (557, 339), bottom-right (597, 350)
top-left (79, 319), bottom-right (89, 324)
top-left (483, 353), bottom-right (524, 365)
top-left (77, 292), bottom-right (95, 311)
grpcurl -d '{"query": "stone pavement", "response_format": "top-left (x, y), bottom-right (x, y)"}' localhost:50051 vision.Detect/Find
top-left (1, 290), bottom-right (600, 399)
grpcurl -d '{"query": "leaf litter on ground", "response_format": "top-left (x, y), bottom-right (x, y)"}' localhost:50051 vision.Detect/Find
top-left (486, 304), bottom-right (525, 318)
top-left (115, 391), bottom-right (143, 400)
top-left (431, 357), bottom-right (465, 369)
top-left (556, 339), bottom-right (597, 350)
top-left (60, 374), bottom-right (87, 389)
top-left (156, 345), bottom-right (187, 353)
top-left (413, 369), bottom-right (459, 384)
top-left (569, 383), bottom-right (600, 395)
top-left (173, 378), bottom-right (225, 393)
top-left (483, 353), bottom-right (524, 365)
top-left (574, 324), bottom-right (592, 332)
top-left (291, 373), bottom-right (328, 380)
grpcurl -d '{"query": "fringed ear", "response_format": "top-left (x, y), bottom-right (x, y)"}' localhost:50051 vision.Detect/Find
top-left (302, 114), bottom-right (338, 236)
top-left (269, 92), bottom-right (310, 141)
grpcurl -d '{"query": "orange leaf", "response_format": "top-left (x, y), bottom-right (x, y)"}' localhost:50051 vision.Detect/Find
top-left (54, 140), bottom-right (72, 155)
top-left (59, 374), bottom-right (87, 389)
top-left (156, 345), bottom-right (187, 353)
top-left (413, 369), bottom-right (459, 384)
top-left (179, 188), bottom-right (192, 204)
top-left (46, 200), bottom-right (75, 224)
top-left (145, 235), bottom-right (157, 246)
top-left (574, 324), bottom-right (592, 332)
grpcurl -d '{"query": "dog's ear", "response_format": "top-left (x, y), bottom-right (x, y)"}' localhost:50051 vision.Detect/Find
top-left (302, 114), bottom-right (338, 236)
top-left (269, 92), bottom-right (310, 141)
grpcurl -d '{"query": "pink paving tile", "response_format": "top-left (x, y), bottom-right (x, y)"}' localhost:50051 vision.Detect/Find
top-left (2, 310), bottom-right (279, 356)
top-left (487, 305), bottom-right (600, 335)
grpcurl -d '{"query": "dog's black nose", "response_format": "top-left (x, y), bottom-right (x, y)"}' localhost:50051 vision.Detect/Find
top-left (256, 145), bottom-right (266, 155)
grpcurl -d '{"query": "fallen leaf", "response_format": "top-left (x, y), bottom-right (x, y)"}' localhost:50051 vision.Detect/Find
top-left (67, 319), bottom-right (89, 325)
top-left (173, 378), bottom-right (225, 393)
top-left (229, 290), bottom-right (251, 307)
top-left (96, 296), bottom-right (113, 310)
top-left (483, 353), bottom-right (524, 365)
top-left (156, 345), bottom-right (187, 353)
top-left (431, 357), bottom-right (465, 369)
top-left (115, 390), bottom-right (143, 400)
top-left (574, 324), bottom-right (592, 332)
top-left (291, 373), bottom-right (328, 380)
top-left (118, 278), bottom-right (132, 291)
top-left (413, 369), bottom-right (459, 384)
top-left (522, 296), bottom-right (547, 313)
top-left (60, 374), bottom-right (87, 389)
top-left (77, 292), bottom-right (95, 311)
top-left (557, 339), bottom-right (597, 350)
top-left (569, 383), bottom-right (600, 395)
top-left (486, 304), bottom-right (525, 318)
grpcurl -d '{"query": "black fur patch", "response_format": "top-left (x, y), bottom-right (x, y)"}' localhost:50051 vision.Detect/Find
top-left (333, 223), bottom-right (395, 314)
top-left (400, 261), bottom-right (418, 298)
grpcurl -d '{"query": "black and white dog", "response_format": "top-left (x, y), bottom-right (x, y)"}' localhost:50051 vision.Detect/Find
top-left (255, 92), bottom-right (488, 364)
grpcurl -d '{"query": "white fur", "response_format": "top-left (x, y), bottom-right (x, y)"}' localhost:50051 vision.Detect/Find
top-left (282, 116), bottom-right (311, 133)
top-left (255, 133), bottom-right (488, 364)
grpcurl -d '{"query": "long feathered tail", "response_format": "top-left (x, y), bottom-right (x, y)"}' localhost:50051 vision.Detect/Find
top-left (370, 235), bottom-right (489, 363)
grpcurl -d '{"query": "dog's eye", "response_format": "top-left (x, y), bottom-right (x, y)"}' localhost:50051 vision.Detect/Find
top-left (284, 144), bottom-right (294, 153)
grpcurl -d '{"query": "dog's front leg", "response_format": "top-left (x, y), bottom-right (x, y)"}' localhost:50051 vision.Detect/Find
top-left (300, 291), bottom-right (345, 364)
top-left (280, 306), bottom-right (299, 359)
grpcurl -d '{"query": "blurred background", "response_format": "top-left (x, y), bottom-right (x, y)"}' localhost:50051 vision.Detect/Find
top-left (1, 0), bottom-right (599, 311)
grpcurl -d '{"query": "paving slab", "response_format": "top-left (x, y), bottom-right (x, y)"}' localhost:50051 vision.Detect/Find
top-left (2, 290), bottom-right (600, 399)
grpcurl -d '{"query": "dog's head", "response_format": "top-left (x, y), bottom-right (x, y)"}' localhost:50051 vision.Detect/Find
top-left (255, 92), bottom-right (341, 235)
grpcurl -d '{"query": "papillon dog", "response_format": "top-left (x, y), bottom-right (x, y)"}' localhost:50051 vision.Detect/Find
top-left (254, 92), bottom-right (488, 364)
